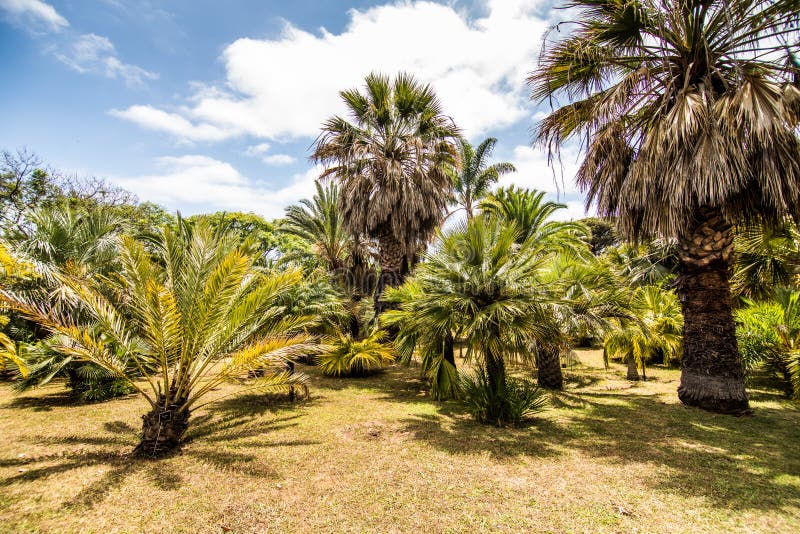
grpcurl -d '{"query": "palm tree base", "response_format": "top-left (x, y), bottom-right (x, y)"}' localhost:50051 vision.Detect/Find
top-left (134, 400), bottom-right (190, 457)
top-left (678, 370), bottom-right (750, 414)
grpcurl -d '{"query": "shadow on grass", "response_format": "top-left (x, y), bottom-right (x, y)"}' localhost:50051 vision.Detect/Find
top-left (398, 385), bottom-right (800, 513)
top-left (0, 392), bottom-right (317, 511)
top-left (1, 390), bottom-right (84, 412)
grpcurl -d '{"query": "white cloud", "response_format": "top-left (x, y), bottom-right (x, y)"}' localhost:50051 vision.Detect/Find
top-left (261, 154), bottom-right (296, 166)
top-left (109, 106), bottom-right (232, 141)
top-left (245, 143), bottom-right (271, 156)
top-left (114, 0), bottom-right (551, 142)
top-left (501, 143), bottom-right (583, 196)
top-left (0, 0), bottom-right (67, 31)
top-left (55, 33), bottom-right (158, 87)
top-left (111, 155), bottom-right (319, 218)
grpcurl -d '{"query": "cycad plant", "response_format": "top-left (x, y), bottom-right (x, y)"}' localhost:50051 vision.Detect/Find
top-left (313, 72), bottom-right (460, 313)
top-left (317, 330), bottom-right (395, 377)
top-left (1, 221), bottom-right (317, 456)
top-left (530, 0), bottom-right (800, 413)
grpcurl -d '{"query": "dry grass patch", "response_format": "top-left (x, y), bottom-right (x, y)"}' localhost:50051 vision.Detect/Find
top-left (1, 350), bottom-right (799, 533)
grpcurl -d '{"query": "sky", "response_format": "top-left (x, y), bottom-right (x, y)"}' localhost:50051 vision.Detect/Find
top-left (0, 0), bottom-right (589, 220)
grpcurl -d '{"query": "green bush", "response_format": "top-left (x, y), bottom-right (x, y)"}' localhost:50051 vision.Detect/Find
top-left (459, 368), bottom-right (547, 426)
top-left (318, 331), bottom-right (394, 377)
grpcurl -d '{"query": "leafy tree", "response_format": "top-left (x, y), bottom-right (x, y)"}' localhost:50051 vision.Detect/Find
top-left (1, 221), bottom-right (316, 456)
top-left (0, 150), bottom-right (62, 233)
top-left (449, 137), bottom-right (515, 220)
top-left (530, 0), bottom-right (800, 413)
top-left (186, 211), bottom-right (299, 260)
top-left (313, 72), bottom-right (460, 314)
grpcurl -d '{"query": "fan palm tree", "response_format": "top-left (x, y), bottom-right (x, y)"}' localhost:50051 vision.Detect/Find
top-left (529, 0), bottom-right (800, 413)
top-left (385, 217), bottom-right (557, 418)
top-left (1, 221), bottom-right (316, 456)
top-left (449, 137), bottom-right (515, 220)
top-left (313, 72), bottom-right (460, 314)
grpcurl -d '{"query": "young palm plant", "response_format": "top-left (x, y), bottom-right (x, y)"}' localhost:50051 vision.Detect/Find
top-left (732, 220), bottom-right (800, 301)
top-left (604, 286), bottom-right (684, 381)
top-left (530, 0), bottom-right (800, 413)
top-left (390, 217), bottom-right (556, 425)
top-left (449, 137), bottom-right (515, 220)
top-left (313, 72), bottom-right (460, 314)
top-left (1, 221), bottom-right (317, 456)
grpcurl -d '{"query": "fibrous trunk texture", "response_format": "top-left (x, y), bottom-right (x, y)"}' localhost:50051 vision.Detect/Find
top-left (626, 353), bottom-right (641, 381)
top-left (374, 229), bottom-right (409, 316)
top-left (537, 347), bottom-right (563, 390)
top-left (135, 396), bottom-right (190, 457)
top-left (676, 208), bottom-right (749, 414)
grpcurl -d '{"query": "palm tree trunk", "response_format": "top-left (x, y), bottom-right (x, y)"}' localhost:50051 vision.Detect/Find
top-left (134, 395), bottom-right (190, 457)
top-left (676, 209), bottom-right (749, 414)
top-left (374, 229), bottom-right (408, 316)
top-left (626, 353), bottom-right (640, 381)
top-left (537, 346), bottom-right (563, 389)
top-left (444, 331), bottom-right (455, 368)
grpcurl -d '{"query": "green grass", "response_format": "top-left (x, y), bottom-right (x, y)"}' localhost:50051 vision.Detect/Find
top-left (1, 350), bottom-right (799, 533)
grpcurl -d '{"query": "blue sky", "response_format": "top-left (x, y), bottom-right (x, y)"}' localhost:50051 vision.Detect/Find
top-left (0, 0), bottom-right (587, 220)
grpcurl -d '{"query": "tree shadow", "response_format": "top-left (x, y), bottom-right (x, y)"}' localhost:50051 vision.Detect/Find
top-left (2, 390), bottom-right (83, 412)
top-left (398, 386), bottom-right (800, 512)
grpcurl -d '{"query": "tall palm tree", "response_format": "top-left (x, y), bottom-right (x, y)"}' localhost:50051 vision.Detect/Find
top-left (529, 0), bottom-right (800, 413)
top-left (449, 137), bottom-right (515, 220)
top-left (1, 221), bottom-right (316, 456)
top-left (313, 72), bottom-right (460, 314)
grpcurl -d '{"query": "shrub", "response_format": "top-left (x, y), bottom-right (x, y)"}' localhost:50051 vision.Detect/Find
top-left (459, 368), bottom-right (547, 426)
top-left (318, 331), bottom-right (394, 377)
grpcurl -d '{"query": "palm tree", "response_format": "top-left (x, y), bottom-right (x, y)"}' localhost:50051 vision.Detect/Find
top-left (280, 181), bottom-right (353, 274)
top-left (479, 186), bottom-right (589, 252)
top-left (529, 0), bottom-right (800, 413)
top-left (449, 137), bottom-right (515, 220)
top-left (538, 255), bottom-right (632, 389)
top-left (1, 220), bottom-right (316, 456)
top-left (313, 72), bottom-right (460, 314)
top-left (604, 286), bottom-right (684, 381)
top-left (387, 217), bottom-right (557, 421)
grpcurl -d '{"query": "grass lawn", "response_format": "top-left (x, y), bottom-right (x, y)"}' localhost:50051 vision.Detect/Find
top-left (1, 350), bottom-right (799, 533)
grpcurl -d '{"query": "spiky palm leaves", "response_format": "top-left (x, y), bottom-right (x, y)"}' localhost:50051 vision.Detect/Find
top-left (479, 187), bottom-right (589, 253)
top-left (449, 137), bottom-right (515, 220)
top-left (604, 286), bottom-right (684, 380)
top-left (735, 288), bottom-right (800, 398)
top-left (313, 72), bottom-right (460, 313)
top-left (732, 221), bottom-right (800, 300)
top-left (530, 0), bottom-right (800, 413)
top-left (386, 217), bottom-right (557, 419)
top-left (317, 330), bottom-right (395, 377)
top-left (1, 221), bottom-right (317, 456)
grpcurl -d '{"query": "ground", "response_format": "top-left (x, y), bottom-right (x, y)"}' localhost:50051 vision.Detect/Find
top-left (1, 350), bottom-right (799, 533)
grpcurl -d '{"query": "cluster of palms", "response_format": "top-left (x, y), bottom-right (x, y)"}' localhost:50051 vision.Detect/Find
top-left (1, 0), bottom-right (798, 455)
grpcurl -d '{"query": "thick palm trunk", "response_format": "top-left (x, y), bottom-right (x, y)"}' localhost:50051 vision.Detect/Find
top-left (374, 229), bottom-right (409, 316)
top-left (626, 353), bottom-right (640, 381)
top-left (134, 395), bottom-right (190, 457)
top-left (537, 346), bottom-right (563, 389)
top-left (485, 349), bottom-right (506, 396)
top-left (443, 331), bottom-right (455, 368)
top-left (676, 209), bottom-right (749, 414)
